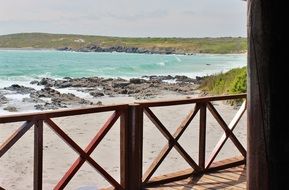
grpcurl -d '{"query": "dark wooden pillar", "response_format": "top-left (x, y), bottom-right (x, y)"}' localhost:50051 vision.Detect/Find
top-left (120, 104), bottom-right (143, 190)
top-left (248, 0), bottom-right (289, 189)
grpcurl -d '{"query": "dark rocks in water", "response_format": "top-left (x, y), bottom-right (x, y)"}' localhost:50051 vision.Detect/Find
top-left (56, 81), bottom-right (72, 88)
top-left (129, 78), bottom-right (146, 84)
top-left (30, 87), bottom-right (60, 98)
top-left (30, 87), bottom-right (93, 106)
top-left (62, 44), bottom-right (178, 55)
top-left (38, 78), bottom-right (55, 87)
top-left (63, 77), bottom-right (72, 80)
top-left (4, 106), bottom-right (18, 112)
top-left (112, 82), bottom-right (130, 88)
top-left (4, 84), bottom-right (36, 94)
top-left (22, 97), bottom-right (45, 104)
top-left (175, 75), bottom-right (197, 83)
top-left (57, 47), bottom-right (71, 51)
top-left (30, 80), bottom-right (39, 85)
top-left (34, 102), bottom-right (67, 110)
top-left (17, 74), bottom-right (200, 110)
top-left (0, 95), bottom-right (9, 105)
top-left (89, 91), bottom-right (105, 97)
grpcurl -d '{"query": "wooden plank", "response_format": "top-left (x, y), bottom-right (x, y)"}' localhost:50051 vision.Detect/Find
top-left (199, 103), bottom-right (207, 169)
top-left (145, 168), bottom-right (194, 187)
top-left (34, 120), bottom-right (43, 190)
top-left (0, 121), bottom-right (34, 157)
top-left (189, 175), bottom-right (234, 189)
top-left (203, 174), bottom-right (245, 189)
top-left (120, 109), bottom-right (128, 189)
top-left (145, 158), bottom-right (246, 189)
top-left (207, 159), bottom-right (245, 173)
top-left (206, 101), bottom-right (246, 169)
top-left (136, 94), bottom-right (246, 107)
top-left (0, 104), bottom-right (128, 123)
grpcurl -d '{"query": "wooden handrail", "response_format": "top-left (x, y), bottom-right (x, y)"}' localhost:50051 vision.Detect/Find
top-left (136, 93), bottom-right (246, 107)
top-left (0, 104), bottom-right (128, 123)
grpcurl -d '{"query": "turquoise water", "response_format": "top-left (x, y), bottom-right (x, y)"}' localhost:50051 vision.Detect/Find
top-left (0, 50), bottom-right (246, 113)
top-left (0, 50), bottom-right (246, 84)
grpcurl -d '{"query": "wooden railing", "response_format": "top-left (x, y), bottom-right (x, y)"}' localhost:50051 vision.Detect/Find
top-left (0, 94), bottom-right (247, 190)
top-left (137, 94), bottom-right (247, 188)
top-left (0, 104), bottom-right (129, 190)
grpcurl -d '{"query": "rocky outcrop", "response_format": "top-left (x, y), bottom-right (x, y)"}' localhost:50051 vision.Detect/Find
top-left (4, 84), bottom-right (36, 94)
top-left (0, 95), bottom-right (8, 105)
top-left (35, 75), bottom-right (199, 99)
top-left (4, 106), bottom-right (17, 112)
top-left (57, 45), bottom-right (177, 55)
top-left (1, 74), bottom-right (201, 111)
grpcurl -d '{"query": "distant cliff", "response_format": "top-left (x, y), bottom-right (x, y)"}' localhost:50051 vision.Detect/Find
top-left (0, 33), bottom-right (247, 54)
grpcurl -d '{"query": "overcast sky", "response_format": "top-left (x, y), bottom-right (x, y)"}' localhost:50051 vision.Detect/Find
top-left (0, 0), bottom-right (247, 37)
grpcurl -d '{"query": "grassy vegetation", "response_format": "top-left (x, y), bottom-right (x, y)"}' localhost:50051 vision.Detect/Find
top-left (0, 33), bottom-right (247, 54)
top-left (199, 67), bottom-right (247, 95)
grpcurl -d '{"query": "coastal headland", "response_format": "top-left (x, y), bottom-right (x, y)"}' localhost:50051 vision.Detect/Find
top-left (0, 33), bottom-right (247, 54)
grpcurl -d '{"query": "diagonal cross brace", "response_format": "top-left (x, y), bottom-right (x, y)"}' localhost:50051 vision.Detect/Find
top-left (143, 105), bottom-right (201, 182)
top-left (44, 110), bottom-right (124, 190)
top-left (206, 102), bottom-right (247, 169)
top-left (0, 121), bottom-right (34, 158)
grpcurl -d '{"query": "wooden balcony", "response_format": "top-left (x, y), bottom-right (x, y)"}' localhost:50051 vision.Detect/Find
top-left (0, 94), bottom-right (246, 190)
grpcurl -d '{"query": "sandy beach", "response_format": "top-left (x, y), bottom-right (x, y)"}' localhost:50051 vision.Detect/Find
top-left (0, 94), bottom-right (247, 190)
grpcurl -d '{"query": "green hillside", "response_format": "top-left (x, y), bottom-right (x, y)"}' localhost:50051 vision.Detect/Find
top-left (0, 33), bottom-right (247, 54)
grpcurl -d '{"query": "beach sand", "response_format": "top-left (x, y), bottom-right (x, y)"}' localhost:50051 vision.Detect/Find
top-left (0, 94), bottom-right (247, 190)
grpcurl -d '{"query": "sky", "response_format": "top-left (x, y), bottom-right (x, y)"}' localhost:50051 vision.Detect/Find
top-left (0, 0), bottom-right (247, 37)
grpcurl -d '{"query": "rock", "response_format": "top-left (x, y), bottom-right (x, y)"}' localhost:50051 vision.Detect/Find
top-left (30, 80), bottom-right (39, 85)
top-left (89, 91), bottom-right (105, 97)
top-left (38, 78), bottom-right (55, 87)
top-left (95, 101), bottom-right (102, 105)
top-left (0, 95), bottom-right (8, 105)
top-left (100, 78), bottom-right (113, 82)
top-left (57, 47), bottom-right (71, 51)
top-left (112, 82), bottom-right (130, 88)
top-left (4, 84), bottom-right (36, 94)
top-left (56, 81), bottom-right (72, 88)
top-left (4, 106), bottom-right (18, 112)
top-left (34, 102), bottom-right (67, 110)
top-left (63, 77), bottom-right (72, 80)
top-left (22, 97), bottom-right (45, 104)
top-left (30, 87), bottom-right (60, 98)
top-left (129, 78), bottom-right (146, 84)
top-left (175, 75), bottom-right (196, 83)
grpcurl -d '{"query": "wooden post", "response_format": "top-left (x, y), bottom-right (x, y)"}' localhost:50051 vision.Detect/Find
top-left (34, 120), bottom-right (43, 190)
top-left (120, 104), bottom-right (143, 190)
top-left (199, 103), bottom-right (206, 170)
top-left (248, 0), bottom-right (289, 189)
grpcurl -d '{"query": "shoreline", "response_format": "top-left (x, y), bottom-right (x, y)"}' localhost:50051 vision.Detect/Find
top-left (0, 47), bottom-right (247, 56)
top-left (0, 75), bottom-right (204, 114)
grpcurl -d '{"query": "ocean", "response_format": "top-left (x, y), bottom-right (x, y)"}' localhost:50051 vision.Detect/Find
top-left (0, 50), bottom-right (246, 113)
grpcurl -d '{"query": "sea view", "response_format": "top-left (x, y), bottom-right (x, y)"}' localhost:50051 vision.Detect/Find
top-left (0, 50), bottom-right (246, 113)
top-left (0, 0), bottom-right (251, 189)
top-left (0, 50), bottom-right (246, 85)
